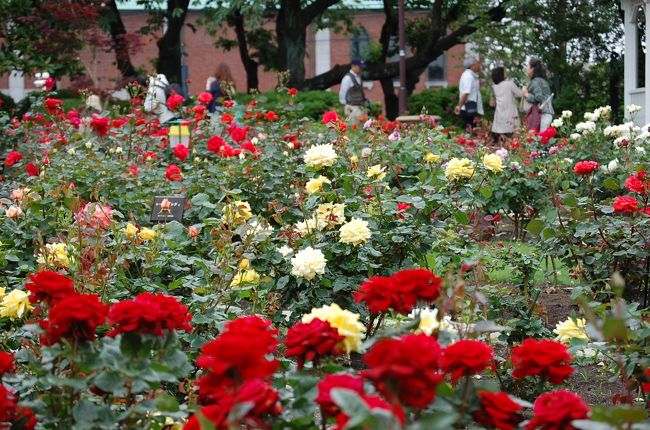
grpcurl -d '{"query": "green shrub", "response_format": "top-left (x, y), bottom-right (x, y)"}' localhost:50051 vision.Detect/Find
top-left (235, 90), bottom-right (340, 119)
top-left (409, 86), bottom-right (494, 128)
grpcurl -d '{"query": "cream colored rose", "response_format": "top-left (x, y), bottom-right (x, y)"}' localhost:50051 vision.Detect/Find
top-left (339, 217), bottom-right (371, 246)
top-left (305, 176), bottom-right (331, 194)
top-left (5, 206), bottom-right (23, 219)
top-left (291, 246), bottom-right (327, 280)
top-left (367, 164), bottom-right (387, 181)
top-left (482, 153), bottom-right (504, 172)
top-left (304, 143), bottom-right (337, 169)
top-left (444, 158), bottom-right (475, 181)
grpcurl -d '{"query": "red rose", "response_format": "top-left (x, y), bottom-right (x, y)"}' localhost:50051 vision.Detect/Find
top-left (5, 151), bottom-right (23, 167)
top-left (538, 127), bottom-right (557, 144)
top-left (220, 113), bottom-right (234, 124)
top-left (440, 340), bottom-right (494, 382)
top-left (473, 391), bottom-right (524, 430)
top-left (354, 276), bottom-right (397, 314)
top-left (334, 394), bottom-right (405, 430)
top-left (198, 92), bottom-right (213, 104)
top-left (0, 351), bottom-right (15, 377)
top-left (230, 126), bottom-right (247, 143)
top-left (25, 271), bottom-right (75, 305)
top-left (625, 172), bottom-right (649, 195)
top-left (223, 100), bottom-right (235, 108)
top-left (217, 143), bottom-right (237, 158)
top-left (207, 136), bottom-right (226, 153)
top-left (108, 293), bottom-right (192, 336)
top-left (14, 405), bottom-right (37, 430)
top-left (43, 98), bottom-right (62, 115)
top-left (264, 111), bottom-right (278, 121)
top-left (0, 385), bottom-right (17, 425)
top-left (613, 195), bottom-right (639, 213)
top-left (90, 116), bottom-right (111, 136)
top-left (112, 118), bottom-right (127, 128)
top-left (127, 165), bottom-right (138, 176)
top-left (41, 294), bottom-right (108, 345)
top-left (362, 333), bottom-right (443, 408)
top-left (322, 111), bottom-right (340, 125)
top-left (166, 94), bottom-right (184, 111)
top-left (287, 88), bottom-right (298, 96)
top-left (397, 202), bottom-right (411, 212)
top-left (284, 318), bottom-right (344, 370)
top-left (316, 374), bottom-right (365, 417)
top-left (144, 151), bottom-right (157, 160)
top-left (165, 164), bottom-right (182, 181)
top-left (525, 390), bottom-right (589, 430)
top-left (240, 141), bottom-right (261, 155)
top-left (184, 403), bottom-right (229, 430)
top-left (25, 162), bottom-right (40, 177)
top-left (511, 338), bottom-right (573, 384)
top-left (44, 77), bottom-right (56, 91)
top-left (196, 316), bottom-right (278, 392)
top-left (572, 160), bottom-right (599, 175)
top-left (173, 144), bottom-right (189, 162)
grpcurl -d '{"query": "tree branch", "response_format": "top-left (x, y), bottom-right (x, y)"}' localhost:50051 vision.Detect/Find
top-left (301, 0), bottom-right (342, 26)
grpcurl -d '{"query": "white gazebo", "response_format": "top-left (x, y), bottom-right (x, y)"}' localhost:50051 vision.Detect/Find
top-left (623, 0), bottom-right (650, 125)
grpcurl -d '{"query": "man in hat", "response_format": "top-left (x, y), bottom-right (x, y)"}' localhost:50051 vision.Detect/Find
top-left (339, 58), bottom-right (367, 122)
top-left (454, 56), bottom-right (483, 130)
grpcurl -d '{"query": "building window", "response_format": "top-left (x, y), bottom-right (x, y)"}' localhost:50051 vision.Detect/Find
top-left (350, 27), bottom-right (369, 60)
top-left (427, 55), bottom-right (445, 82)
top-left (637, 5), bottom-right (646, 88)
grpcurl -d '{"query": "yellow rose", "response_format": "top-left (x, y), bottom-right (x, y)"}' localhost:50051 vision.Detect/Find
top-left (482, 153), bottom-right (504, 172)
top-left (553, 317), bottom-right (589, 343)
top-left (138, 228), bottom-right (157, 241)
top-left (122, 223), bottom-right (138, 239)
top-left (424, 153), bottom-right (440, 163)
top-left (0, 289), bottom-right (33, 320)
top-left (302, 303), bottom-right (366, 353)
top-left (295, 217), bottom-right (325, 235)
top-left (238, 258), bottom-right (251, 270)
top-left (339, 217), bottom-right (371, 246)
top-left (305, 175), bottom-right (331, 194)
top-left (37, 243), bottom-right (71, 268)
top-left (444, 158), bottom-right (475, 181)
top-left (367, 164), bottom-right (387, 181)
top-left (350, 155), bottom-right (359, 164)
top-left (315, 203), bottom-right (346, 227)
top-left (303, 143), bottom-right (338, 169)
top-left (414, 308), bottom-right (456, 335)
top-left (230, 269), bottom-right (261, 288)
top-left (0, 287), bottom-right (5, 302)
top-left (222, 201), bottom-right (253, 226)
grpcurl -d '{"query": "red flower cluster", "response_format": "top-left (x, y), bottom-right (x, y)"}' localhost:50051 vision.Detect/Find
top-left (538, 127), bottom-right (557, 144)
top-left (0, 385), bottom-right (36, 430)
top-left (41, 294), bottom-right (108, 345)
top-left (263, 111), bottom-right (278, 121)
top-left (0, 351), bottom-right (15, 377)
top-left (25, 271), bottom-right (75, 306)
top-left (25, 162), bottom-right (40, 177)
top-left (334, 394), bottom-right (404, 430)
top-left (90, 116), bottom-right (111, 136)
top-left (440, 339), bottom-right (494, 382)
top-left (198, 92), bottom-right (213, 104)
top-left (626, 171), bottom-right (650, 195)
top-left (196, 316), bottom-right (279, 395)
top-left (230, 125), bottom-right (248, 143)
top-left (284, 318), bottom-right (344, 369)
top-left (354, 268), bottom-right (441, 315)
top-left (43, 98), bottom-right (63, 115)
top-left (613, 195), bottom-right (638, 213)
top-left (5, 151), bottom-right (23, 167)
top-left (322, 111), bottom-right (340, 124)
top-left (207, 135), bottom-right (239, 157)
top-left (173, 144), bottom-right (189, 162)
top-left (165, 164), bottom-right (182, 181)
top-left (362, 333), bottom-right (443, 408)
top-left (525, 390), bottom-right (589, 430)
top-left (473, 391), bottom-right (524, 430)
top-left (184, 379), bottom-right (282, 430)
top-left (316, 374), bottom-right (365, 416)
top-left (573, 160), bottom-right (599, 176)
top-left (166, 94), bottom-right (184, 111)
top-left (511, 339), bottom-right (573, 384)
top-left (108, 292), bottom-right (192, 336)
top-left (220, 113), bottom-right (233, 124)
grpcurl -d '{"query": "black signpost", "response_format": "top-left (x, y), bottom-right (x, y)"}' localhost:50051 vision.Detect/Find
top-left (150, 195), bottom-right (186, 223)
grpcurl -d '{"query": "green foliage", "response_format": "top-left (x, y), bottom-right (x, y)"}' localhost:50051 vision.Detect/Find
top-left (235, 90), bottom-right (341, 119)
top-left (408, 86), bottom-right (494, 128)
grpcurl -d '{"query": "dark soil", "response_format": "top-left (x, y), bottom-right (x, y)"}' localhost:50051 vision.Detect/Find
top-left (536, 287), bottom-right (580, 327)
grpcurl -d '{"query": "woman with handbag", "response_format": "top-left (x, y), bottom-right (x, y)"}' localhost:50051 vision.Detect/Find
top-left (490, 67), bottom-right (522, 142)
top-left (522, 58), bottom-right (554, 131)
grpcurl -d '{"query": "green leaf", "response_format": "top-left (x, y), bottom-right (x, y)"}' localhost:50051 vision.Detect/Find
top-left (155, 392), bottom-right (180, 412)
top-left (454, 211), bottom-right (469, 225)
top-left (480, 186), bottom-right (493, 198)
top-left (94, 372), bottom-right (126, 396)
top-left (602, 178), bottom-right (620, 191)
top-left (526, 219), bottom-right (544, 235)
top-left (602, 318), bottom-right (629, 342)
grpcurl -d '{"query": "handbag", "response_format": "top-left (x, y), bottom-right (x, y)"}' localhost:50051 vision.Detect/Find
top-left (464, 101), bottom-right (478, 115)
top-left (526, 104), bottom-right (542, 131)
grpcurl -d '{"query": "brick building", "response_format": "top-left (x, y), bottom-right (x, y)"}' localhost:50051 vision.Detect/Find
top-left (0, 4), bottom-right (469, 113)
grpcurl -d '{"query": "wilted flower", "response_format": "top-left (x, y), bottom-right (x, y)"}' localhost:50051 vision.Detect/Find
top-left (5, 206), bottom-right (23, 219)
top-left (315, 203), bottom-right (346, 226)
top-left (37, 243), bottom-right (71, 268)
top-left (222, 201), bottom-right (253, 226)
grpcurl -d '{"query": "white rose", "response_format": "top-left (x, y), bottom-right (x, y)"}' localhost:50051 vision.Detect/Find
top-left (339, 217), bottom-right (371, 246)
top-left (303, 143), bottom-right (337, 169)
top-left (291, 246), bottom-right (327, 280)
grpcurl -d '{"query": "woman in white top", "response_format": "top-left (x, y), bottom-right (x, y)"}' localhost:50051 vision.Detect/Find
top-left (144, 74), bottom-right (174, 124)
top-left (490, 67), bottom-right (522, 139)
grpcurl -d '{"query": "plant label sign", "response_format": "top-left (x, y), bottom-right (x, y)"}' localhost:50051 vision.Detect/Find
top-left (151, 195), bottom-right (185, 223)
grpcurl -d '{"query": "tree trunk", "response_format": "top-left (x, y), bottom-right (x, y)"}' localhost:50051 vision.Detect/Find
top-left (609, 52), bottom-right (622, 123)
top-left (106, 0), bottom-right (137, 79)
top-left (156, 0), bottom-right (190, 84)
top-left (379, 0), bottom-right (398, 119)
top-left (277, 0), bottom-right (306, 87)
top-left (231, 8), bottom-right (259, 92)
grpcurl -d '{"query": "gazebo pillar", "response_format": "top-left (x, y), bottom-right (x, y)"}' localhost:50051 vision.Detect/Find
top-left (645, 1), bottom-right (650, 125)
top-left (624, 2), bottom-right (637, 115)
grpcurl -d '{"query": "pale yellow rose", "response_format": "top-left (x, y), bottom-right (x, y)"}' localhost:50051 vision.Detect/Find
top-left (367, 164), bottom-right (387, 181)
top-left (291, 246), bottom-right (327, 280)
top-left (230, 269), bottom-right (261, 288)
top-left (424, 153), bottom-right (440, 163)
top-left (238, 258), bottom-right (251, 270)
top-left (482, 153), bottom-right (504, 172)
top-left (339, 217), bottom-right (371, 246)
top-left (0, 289), bottom-right (33, 320)
top-left (315, 203), bottom-right (346, 227)
top-left (222, 201), bottom-right (253, 226)
top-left (138, 228), bottom-right (157, 241)
top-left (554, 318), bottom-right (589, 343)
top-left (350, 155), bottom-right (359, 164)
top-left (305, 176), bottom-right (331, 194)
top-left (444, 158), bottom-right (475, 181)
top-left (302, 303), bottom-right (366, 353)
top-left (37, 243), bottom-right (71, 268)
top-left (122, 223), bottom-right (138, 239)
top-left (304, 143), bottom-right (337, 169)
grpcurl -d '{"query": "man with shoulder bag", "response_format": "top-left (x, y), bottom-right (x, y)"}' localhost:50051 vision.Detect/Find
top-left (339, 58), bottom-right (368, 122)
top-left (454, 56), bottom-right (484, 131)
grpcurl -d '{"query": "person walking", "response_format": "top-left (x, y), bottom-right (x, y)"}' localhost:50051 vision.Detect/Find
top-left (522, 58), bottom-right (554, 131)
top-left (206, 63), bottom-right (235, 113)
top-left (454, 56), bottom-right (484, 130)
top-left (339, 58), bottom-right (367, 122)
top-left (490, 67), bottom-right (522, 140)
top-left (144, 74), bottom-right (174, 124)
